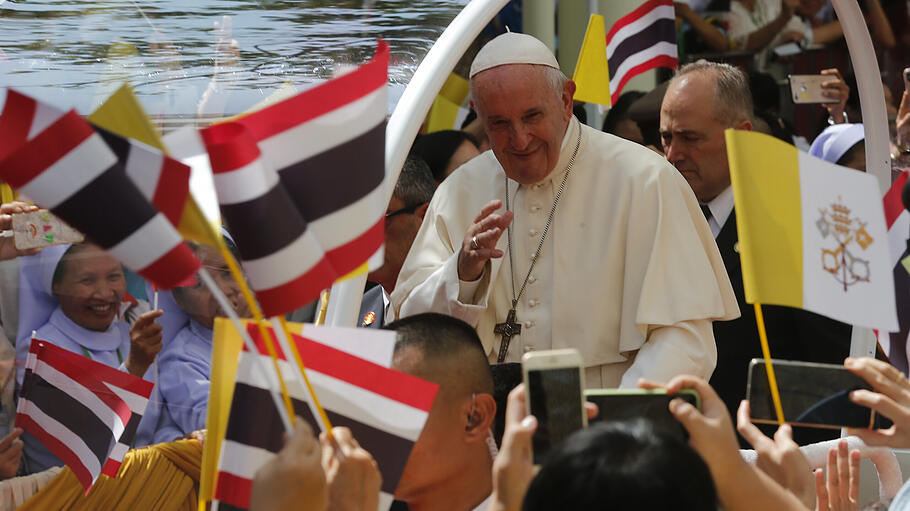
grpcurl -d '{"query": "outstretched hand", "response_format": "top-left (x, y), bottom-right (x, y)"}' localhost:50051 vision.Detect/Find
top-left (845, 357), bottom-right (910, 448)
top-left (458, 200), bottom-right (512, 282)
top-left (820, 68), bottom-right (849, 124)
top-left (815, 439), bottom-right (860, 511)
top-left (737, 401), bottom-right (815, 510)
top-left (491, 384), bottom-right (537, 511)
top-left (490, 384), bottom-right (598, 511)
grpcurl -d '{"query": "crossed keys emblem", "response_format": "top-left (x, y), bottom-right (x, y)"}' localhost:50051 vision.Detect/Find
top-left (816, 198), bottom-right (873, 292)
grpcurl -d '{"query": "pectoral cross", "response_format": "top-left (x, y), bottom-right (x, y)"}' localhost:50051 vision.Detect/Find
top-left (494, 308), bottom-right (521, 363)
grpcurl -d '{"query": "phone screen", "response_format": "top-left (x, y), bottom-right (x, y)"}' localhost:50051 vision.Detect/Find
top-left (527, 367), bottom-right (583, 463)
top-left (585, 392), bottom-right (697, 441)
top-left (748, 360), bottom-right (873, 428)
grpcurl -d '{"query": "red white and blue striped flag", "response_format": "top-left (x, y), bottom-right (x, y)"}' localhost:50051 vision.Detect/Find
top-left (213, 323), bottom-right (437, 511)
top-left (15, 339), bottom-right (140, 491)
top-left (606, 0), bottom-right (678, 104)
top-left (201, 122), bottom-right (327, 317)
top-left (201, 40), bottom-right (388, 316)
top-left (0, 92), bottom-right (199, 290)
top-left (57, 342), bottom-right (155, 477)
top-left (93, 125), bottom-right (192, 229)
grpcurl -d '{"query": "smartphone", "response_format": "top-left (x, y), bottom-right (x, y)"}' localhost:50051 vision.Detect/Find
top-left (584, 388), bottom-right (700, 441)
top-left (747, 359), bottom-right (875, 429)
top-left (11, 209), bottom-right (84, 249)
top-left (789, 75), bottom-right (838, 104)
top-left (522, 349), bottom-right (586, 464)
top-left (903, 67), bottom-right (910, 93)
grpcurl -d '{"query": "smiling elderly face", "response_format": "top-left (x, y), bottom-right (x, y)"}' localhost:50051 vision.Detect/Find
top-left (471, 64), bottom-right (575, 185)
top-left (52, 244), bottom-right (126, 332)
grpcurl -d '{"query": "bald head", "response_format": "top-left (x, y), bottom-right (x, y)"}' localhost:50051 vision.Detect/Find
top-left (660, 61), bottom-right (753, 202)
top-left (386, 313), bottom-right (494, 399)
top-left (668, 61), bottom-right (752, 127)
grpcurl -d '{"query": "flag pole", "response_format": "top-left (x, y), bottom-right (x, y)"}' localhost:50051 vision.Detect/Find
top-left (198, 266), bottom-right (294, 432)
top-left (754, 303), bottom-right (785, 425)
top-left (214, 240), bottom-right (333, 436)
top-left (270, 316), bottom-right (335, 435)
top-left (213, 242), bottom-right (297, 425)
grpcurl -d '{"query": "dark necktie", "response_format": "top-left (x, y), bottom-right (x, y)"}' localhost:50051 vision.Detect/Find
top-left (700, 204), bottom-right (712, 222)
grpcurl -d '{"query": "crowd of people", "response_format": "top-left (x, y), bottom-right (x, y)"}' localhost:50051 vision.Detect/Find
top-left (0, 1), bottom-right (908, 509)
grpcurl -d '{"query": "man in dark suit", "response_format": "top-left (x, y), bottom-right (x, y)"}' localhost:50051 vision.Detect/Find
top-left (361, 156), bottom-right (436, 328)
top-left (659, 61), bottom-right (852, 444)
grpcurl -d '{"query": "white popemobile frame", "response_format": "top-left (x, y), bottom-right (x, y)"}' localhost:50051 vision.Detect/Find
top-left (326, 0), bottom-right (893, 367)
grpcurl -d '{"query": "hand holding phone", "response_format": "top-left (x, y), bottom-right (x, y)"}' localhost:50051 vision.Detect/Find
top-left (736, 401), bottom-right (816, 509)
top-left (11, 209), bottom-right (83, 250)
top-left (747, 359), bottom-right (874, 429)
top-left (789, 74), bottom-right (841, 104)
top-left (0, 202), bottom-right (42, 261)
top-left (522, 349), bottom-right (586, 463)
top-left (584, 389), bottom-right (699, 441)
top-left (843, 357), bottom-right (910, 448)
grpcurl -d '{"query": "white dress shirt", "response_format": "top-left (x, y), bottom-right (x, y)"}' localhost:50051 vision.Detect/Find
top-left (702, 185), bottom-right (735, 239)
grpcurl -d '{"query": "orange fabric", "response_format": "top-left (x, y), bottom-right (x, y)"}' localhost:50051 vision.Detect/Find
top-left (17, 440), bottom-right (202, 511)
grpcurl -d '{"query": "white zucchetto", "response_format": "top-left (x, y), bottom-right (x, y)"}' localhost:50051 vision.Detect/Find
top-left (469, 32), bottom-right (560, 78)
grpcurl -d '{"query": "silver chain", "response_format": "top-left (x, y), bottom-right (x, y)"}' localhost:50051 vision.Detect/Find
top-left (505, 119), bottom-right (582, 309)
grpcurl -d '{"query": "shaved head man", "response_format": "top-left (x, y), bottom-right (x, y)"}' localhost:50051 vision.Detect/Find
top-left (386, 313), bottom-right (496, 511)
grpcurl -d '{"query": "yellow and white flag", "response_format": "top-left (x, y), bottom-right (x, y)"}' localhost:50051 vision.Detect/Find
top-left (422, 72), bottom-right (470, 134)
top-left (726, 129), bottom-right (898, 331)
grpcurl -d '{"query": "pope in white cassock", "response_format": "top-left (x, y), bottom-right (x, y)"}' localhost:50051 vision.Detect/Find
top-left (391, 32), bottom-right (740, 388)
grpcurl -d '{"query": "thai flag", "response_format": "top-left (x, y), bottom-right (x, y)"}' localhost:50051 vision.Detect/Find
top-left (93, 126), bottom-right (192, 228)
top-left (54, 342), bottom-right (155, 477)
top-left (0, 95), bottom-right (199, 290)
top-left (15, 339), bottom-right (135, 491)
top-left (878, 170), bottom-right (910, 374)
top-left (213, 323), bottom-right (437, 511)
top-left (606, 0), bottom-right (678, 104)
top-left (201, 39), bottom-right (388, 316)
top-left (0, 90), bottom-right (67, 162)
top-left (201, 122), bottom-right (328, 317)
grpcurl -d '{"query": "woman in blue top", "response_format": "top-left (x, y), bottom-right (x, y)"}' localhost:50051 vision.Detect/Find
top-left (154, 240), bottom-right (248, 443)
top-left (17, 243), bottom-right (163, 474)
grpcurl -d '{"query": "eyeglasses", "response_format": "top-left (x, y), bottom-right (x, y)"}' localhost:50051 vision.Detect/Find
top-left (385, 203), bottom-right (422, 219)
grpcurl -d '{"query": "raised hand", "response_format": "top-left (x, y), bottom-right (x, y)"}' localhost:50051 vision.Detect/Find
top-left (490, 384), bottom-right (537, 511)
top-left (845, 357), bottom-right (910, 448)
top-left (820, 68), bottom-right (850, 124)
top-left (320, 427), bottom-right (382, 511)
top-left (737, 401), bottom-right (816, 509)
top-left (814, 439), bottom-right (860, 511)
top-left (126, 309), bottom-right (163, 377)
top-left (458, 199), bottom-right (513, 282)
top-left (250, 419), bottom-right (326, 511)
top-left (0, 428), bottom-right (23, 480)
top-left (0, 202), bottom-right (40, 261)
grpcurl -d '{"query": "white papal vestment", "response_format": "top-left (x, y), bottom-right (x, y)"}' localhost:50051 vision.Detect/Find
top-left (391, 118), bottom-right (739, 388)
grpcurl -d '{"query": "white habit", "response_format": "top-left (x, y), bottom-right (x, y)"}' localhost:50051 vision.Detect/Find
top-left (391, 118), bottom-right (739, 388)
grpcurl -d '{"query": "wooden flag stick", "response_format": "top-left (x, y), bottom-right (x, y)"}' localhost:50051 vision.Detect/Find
top-left (270, 316), bottom-right (335, 436)
top-left (198, 268), bottom-right (293, 431)
top-left (213, 242), bottom-right (298, 427)
top-left (754, 303), bottom-right (786, 425)
top-left (315, 290), bottom-right (330, 326)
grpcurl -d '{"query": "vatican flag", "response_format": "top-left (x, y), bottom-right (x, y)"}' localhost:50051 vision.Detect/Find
top-left (726, 129), bottom-right (898, 331)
